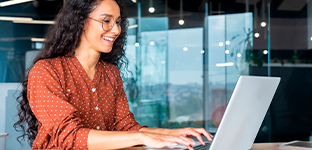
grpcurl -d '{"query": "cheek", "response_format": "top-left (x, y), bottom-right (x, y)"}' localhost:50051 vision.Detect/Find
top-left (117, 27), bottom-right (122, 37)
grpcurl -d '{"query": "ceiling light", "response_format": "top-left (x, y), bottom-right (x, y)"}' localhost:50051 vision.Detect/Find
top-left (0, 0), bottom-right (34, 7)
top-left (161, 61), bottom-right (165, 64)
top-left (263, 50), bottom-right (268, 55)
top-left (237, 53), bottom-right (242, 57)
top-left (261, 22), bottom-right (266, 27)
top-left (183, 47), bottom-right (188, 51)
top-left (0, 16), bottom-right (32, 21)
top-left (225, 41), bottom-right (230, 45)
top-left (135, 43), bottom-right (139, 47)
top-left (150, 41), bottom-right (155, 46)
top-left (310, 37), bottom-right (312, 41)
top-left (31, 38), bottom-right (45, 42)
top-left (225, 50), bottom-right (229, 54)
top-left (0, 37), bottom-right (29, 41)
top-left (179, 19), bottom-right (184, 25)
top-left (128, 24), bottom-right (138, 29)
top-left (201, 50), bottom-right (205, 53)
top-left (254, 33), bottom-right (260, 38)
top-left (131, 0), bottom-right (136, 3)
top-left (219, 42), bottom-right (224, 47)
top-left (149, 7), bottom-right (155, 13)
top-left (13, 20), bottom-right (55, 24)
top-left (216, 62), bottom-right (234, 67)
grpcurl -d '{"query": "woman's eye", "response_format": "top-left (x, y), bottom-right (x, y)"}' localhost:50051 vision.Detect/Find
top-left (102, 20), bottom-right (110, 23)
top-left (116, 21), bottom-right (121, 25)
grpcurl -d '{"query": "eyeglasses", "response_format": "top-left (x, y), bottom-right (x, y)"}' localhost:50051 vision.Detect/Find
top-left (88, 15), bottom-right (121, 31)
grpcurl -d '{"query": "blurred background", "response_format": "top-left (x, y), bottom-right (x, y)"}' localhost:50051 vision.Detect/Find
top-left (1, 0), bottom-right (312, 149)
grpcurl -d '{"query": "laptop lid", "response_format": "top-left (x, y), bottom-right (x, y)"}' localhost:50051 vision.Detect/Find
top-left (209, 76), bottom-right (280, 150)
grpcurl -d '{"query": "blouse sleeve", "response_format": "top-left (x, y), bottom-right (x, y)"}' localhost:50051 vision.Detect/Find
top-left (110, 67), bottom-right (147, 131)
top-left (28, 60), bottom-right (90, 149)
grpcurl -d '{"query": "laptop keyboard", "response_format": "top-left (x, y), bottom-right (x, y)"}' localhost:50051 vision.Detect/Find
top-left (193, 142), bottom-right (211, 150)
top-left (144, 141), bottom-right (211, 150)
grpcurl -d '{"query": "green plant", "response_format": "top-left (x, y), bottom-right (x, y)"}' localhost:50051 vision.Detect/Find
top-left (230, 28), bottom-right (301, 67)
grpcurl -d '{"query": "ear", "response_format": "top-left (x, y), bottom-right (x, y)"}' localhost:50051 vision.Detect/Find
top-left (82, 19), bottom-right (90, 31)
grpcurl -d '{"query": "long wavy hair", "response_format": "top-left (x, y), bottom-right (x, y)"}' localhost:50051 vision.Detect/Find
top-left (14, 0), bottom-right (129, 145)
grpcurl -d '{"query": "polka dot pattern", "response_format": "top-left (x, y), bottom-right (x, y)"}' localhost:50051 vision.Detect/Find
top-left (28, 56), bottom-right (146, 149)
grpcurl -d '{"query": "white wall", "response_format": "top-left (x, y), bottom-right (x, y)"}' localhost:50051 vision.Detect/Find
top-left (0, 83), bottom-right (30, 149)
top-left (0, 83), bottom-right (20, 133)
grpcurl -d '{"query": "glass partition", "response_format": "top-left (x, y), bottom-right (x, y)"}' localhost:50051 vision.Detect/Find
top-left (206, 12), bottom-right (253, 132)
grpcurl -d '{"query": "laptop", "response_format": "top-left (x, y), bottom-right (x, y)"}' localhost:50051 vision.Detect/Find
top-left (167, 76), bottom-right (281, 150)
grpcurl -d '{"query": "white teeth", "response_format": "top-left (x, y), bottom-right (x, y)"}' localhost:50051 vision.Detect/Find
top-left (102, 36), bottom-right (114, 42)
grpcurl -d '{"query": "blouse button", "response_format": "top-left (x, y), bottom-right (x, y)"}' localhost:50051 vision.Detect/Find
top-left (92, 88), bottom-right (96, 92)
top-left (95, 106), bottom-right (99, 110)
top-left (67, 89), bottom-right (70, 92)
top-left (96, 126), bottom-right (100, 130)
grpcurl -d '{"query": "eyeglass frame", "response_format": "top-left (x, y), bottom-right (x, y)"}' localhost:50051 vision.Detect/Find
top-left (88, 15), bottom-right (122, 31)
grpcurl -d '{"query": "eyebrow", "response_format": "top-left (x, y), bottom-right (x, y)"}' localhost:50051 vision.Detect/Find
top-left (100, 14), bottom-right (122, 19)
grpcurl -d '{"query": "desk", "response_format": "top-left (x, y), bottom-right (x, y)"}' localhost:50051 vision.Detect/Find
top-left (123, 143), bottom-right (297, 150)
top-left (250, 143), bottom-right (286, 150)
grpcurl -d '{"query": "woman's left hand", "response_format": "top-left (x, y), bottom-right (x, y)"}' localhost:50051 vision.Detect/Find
top-left (166, 128), bottom-right (213, 145)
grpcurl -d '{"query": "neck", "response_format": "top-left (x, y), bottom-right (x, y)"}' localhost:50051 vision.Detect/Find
top-left (74, 45), bottom-right (101, 71)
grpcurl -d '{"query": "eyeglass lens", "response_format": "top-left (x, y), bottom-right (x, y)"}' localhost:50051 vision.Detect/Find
top-left (102, 16), bottom-right (114, 31)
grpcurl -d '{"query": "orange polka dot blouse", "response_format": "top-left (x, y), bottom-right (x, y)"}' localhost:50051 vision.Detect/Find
top-left (28, 55), bottom-right (145, 149)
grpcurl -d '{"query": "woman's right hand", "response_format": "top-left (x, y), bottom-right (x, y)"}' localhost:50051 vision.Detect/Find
top-left (140, 132), bottom-right (197, 150)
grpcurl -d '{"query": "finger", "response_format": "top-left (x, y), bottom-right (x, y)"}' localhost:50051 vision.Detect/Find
top-left (184, 128), bottom-right (205, 145)
top-left (165, 142), bottom-right (178, 147)
top-left (179, 136), bottom-right (196, 146)
top-left (195, 128), bottom-right (213, 141)
top-left (194, 128), bottom-right (213, 141)
top-left (154, 142), bottom-right (177, 148)
top-left (178, 137), bottom-right (194, 150)
top-left (167, 136), bottom-right (193, 147)
top-left (193, 132), bottom-right (205, 145)
top-left (186, 144), bottom-right (194, 150)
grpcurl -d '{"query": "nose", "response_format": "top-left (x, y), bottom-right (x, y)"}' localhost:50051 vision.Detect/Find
top-left (110, 22), bottom-right (121, 35)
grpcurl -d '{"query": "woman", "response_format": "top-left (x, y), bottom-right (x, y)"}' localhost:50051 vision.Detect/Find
top-left (15, 0), bottom-right (213, 149)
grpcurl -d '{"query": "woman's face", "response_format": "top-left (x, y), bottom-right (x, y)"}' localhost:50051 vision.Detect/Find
top-left (81, 0), bottom-right (121, 53)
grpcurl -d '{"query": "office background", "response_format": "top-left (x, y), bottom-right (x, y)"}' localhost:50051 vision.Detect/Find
top-left (0, 0), bottom-right (312, 149)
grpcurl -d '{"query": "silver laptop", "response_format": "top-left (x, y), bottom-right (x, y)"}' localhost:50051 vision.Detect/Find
top-left (169, 76), bottom-right (281, 150)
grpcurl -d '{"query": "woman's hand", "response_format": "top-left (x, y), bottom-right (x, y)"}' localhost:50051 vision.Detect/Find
top-left (139, 127), bottom-right (213, 149)
top-left (140, 132), bottom-right (197, 150)
top-left (165, 128), bottom-right (214, 145)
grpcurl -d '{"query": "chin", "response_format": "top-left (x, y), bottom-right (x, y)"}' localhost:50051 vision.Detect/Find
top-left (100, 48), bottom-right (113, 53)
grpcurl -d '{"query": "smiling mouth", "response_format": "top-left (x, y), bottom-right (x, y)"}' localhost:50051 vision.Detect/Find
top-left (102, 36), bottom-right (114, 42)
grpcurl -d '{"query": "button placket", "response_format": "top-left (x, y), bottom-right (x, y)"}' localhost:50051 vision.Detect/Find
top-left (90, 85), bottom-right (105, 130)
top-left (91, 87), bottom-right (99, 111)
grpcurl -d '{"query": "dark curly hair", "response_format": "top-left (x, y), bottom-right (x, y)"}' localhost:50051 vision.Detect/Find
top-left (14, 0), bottom-right (129, 146)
